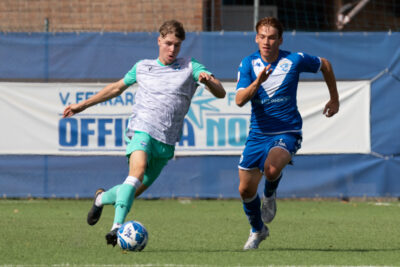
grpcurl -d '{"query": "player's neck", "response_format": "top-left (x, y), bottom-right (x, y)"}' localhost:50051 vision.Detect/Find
top-left (158, 57), bottom-right (176, 66)
top-left (261, 51), bottom-right (279, 63)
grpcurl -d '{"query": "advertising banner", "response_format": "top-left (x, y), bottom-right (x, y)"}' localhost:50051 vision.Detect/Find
top-left (0, 81), bottom-right (370, 156)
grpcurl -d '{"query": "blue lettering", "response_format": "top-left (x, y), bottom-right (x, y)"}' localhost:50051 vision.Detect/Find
top-left (61, 91), bottom-right (136, 106)
top-left (76, 92), bottom-right (84, 103)
top-left (102, 98), bottom-right (113, 106)
top-left (125, 92), bottom-right (134, 105)
top-left (59, 92), bottom-right (70, 106)
top-left (59, 118), bottom-right (78, 146)
top-left (85, 91), bottom-right (95, 100)
top-left (227, 92), bottom-right (236, 106)
top-left (59, 118), bottom-right (128, 148)
top-left (81, 119), bottom-right (96, 146)
top-left (228, 118), bottom-right (247, 146)
top-left (179, 119), bottom-right (195, 146)
top-left (98, 119), bottom-right (113, 146)
top-left (206, 118), bottom-right (226, 146)
top-left (114, 96), bottom-right (124, 106)
top-left (115, 119), bottom-right (123, 146)
top-left (94, 92), bottom-right (136, 106)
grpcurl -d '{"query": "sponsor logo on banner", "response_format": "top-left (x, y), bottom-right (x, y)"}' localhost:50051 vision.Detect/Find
top-left (58, 83), bottom-right (250, 155)
top-left (0, 81), bottom-right (371, 155)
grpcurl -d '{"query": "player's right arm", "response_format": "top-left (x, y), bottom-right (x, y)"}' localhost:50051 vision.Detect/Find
top-left (63, 79), bottom-right (129, 118)
top-left (235, 64), bottom-right (272, 107)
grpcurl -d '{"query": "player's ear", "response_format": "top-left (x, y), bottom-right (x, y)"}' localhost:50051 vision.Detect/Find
top-left (157, 36), bottom-right (161, 46)
top-left (255, 34), bottom-right (260, 45)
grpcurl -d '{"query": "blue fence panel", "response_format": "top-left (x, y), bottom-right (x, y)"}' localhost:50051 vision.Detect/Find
top-left (1, 32), bottom-right (399, 81)
top-left (1, 155), bottom-right (399, 198)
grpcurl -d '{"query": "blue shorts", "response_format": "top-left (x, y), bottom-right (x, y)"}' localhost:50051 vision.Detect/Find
top-left (238, 131), bottom-right (302, 172)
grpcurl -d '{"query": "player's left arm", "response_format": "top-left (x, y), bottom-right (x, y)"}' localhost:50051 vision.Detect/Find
top-left (191, 58), bottom-right (226, 98)
top-left (198, 72), bottom-right (226, 98)
top-left (320, 57), bottom-right (340, 117)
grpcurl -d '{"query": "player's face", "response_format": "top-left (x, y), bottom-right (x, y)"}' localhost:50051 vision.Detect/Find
top-left (255, 25), bottom-right (282, 62)
top-left (158, 33), bottom-right (182, 65)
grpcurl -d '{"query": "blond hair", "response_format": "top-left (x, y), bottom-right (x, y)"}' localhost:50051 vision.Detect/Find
top-left (159, 20), bottom-right (185, 40)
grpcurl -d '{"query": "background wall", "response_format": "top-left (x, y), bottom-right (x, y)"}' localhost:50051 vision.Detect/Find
top-left (0, 0), bottom-right (398, 33)
top-left (0, 0), bottom-right (220, 32)
top-left (0, 31), bottom-right (399, 199)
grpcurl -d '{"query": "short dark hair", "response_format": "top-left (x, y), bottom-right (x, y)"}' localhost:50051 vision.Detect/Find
top-left (256, 17), bottom-right (283, 38)
top-left (159, 20), bottom-right (185, 41)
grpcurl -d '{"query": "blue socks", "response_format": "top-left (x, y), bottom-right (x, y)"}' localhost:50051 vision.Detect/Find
top-left (264, 174), bottom-right (282, 197)
top-left (242, 194), bottom-right (264, 232)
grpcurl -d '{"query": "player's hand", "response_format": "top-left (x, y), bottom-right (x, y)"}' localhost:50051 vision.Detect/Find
top-left (198, 72), bottom-right (226, 98)
top-left (63, 103), bottom-right (85, 118)
top-left (257, 65), bottom-right (273, 84)
top-left (198, 72), bottom-right (213, 85)
top-left (323, 98), bottom-right (339, 117)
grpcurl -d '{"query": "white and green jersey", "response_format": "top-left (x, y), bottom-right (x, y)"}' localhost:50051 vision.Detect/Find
top-left (123, 57), bottom-right (211, 145)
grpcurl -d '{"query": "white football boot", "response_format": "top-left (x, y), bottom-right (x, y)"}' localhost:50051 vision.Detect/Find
top-left (243, 225), bottom-right (269, 250)
top-left (261, 192), bottom-right (277, 224)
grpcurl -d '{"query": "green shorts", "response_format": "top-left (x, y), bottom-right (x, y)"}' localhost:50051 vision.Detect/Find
top-left (125, 131), bottom-right (175, 187)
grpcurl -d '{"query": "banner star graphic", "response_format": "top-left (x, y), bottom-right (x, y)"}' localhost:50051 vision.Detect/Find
top-left (186, 86), bottom-right (220, 129)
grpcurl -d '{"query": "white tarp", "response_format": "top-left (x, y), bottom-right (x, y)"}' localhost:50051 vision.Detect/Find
top-left (0, 81), bottom-right (370, 155)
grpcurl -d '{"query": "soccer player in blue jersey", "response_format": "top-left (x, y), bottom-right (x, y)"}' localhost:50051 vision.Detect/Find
top-left (235, 17), bottom-right (339, 250)
top-left (63, 20), bottom-right (226, 247)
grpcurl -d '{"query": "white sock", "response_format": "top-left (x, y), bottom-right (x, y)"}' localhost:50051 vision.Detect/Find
top-left (123, 175), bottom-right (142, 189)
top-left (242, 193), bottom-right (258, 203)
top-left (95, 192), bottom-right (104, 207)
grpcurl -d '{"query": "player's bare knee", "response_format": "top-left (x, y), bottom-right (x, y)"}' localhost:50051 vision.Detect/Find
top-left (264, 166), bottom-right (281, 181)
top-left (238, 185), bottom-right (255, 199)
top-left (238, 185), bottom-right (246, 197)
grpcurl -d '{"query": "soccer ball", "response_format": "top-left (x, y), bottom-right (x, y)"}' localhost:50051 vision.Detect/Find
top-left (117, 220), bottom-right (148, 251)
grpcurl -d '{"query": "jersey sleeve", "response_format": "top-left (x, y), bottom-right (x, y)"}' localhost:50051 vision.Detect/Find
top-left (236, 57), bottom-right (252, 91)
top-left (191, 58), bottom-right (212, 81)
top-left (297, 52), bottom-right (322, 73)
top-left (123, 62), bottom-right (139, 86)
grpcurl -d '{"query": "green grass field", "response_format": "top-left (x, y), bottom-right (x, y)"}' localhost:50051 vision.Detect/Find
top-left (1, 198), bottom-right (399, 266)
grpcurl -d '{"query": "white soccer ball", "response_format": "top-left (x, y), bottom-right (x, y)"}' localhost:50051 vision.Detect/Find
top-left (117, 220), bottom-right (148, 251)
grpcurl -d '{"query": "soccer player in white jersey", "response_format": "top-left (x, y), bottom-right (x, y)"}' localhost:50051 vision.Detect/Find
top-left (63, 20), bottom-right (226, 247)
top-left (235, 17), bottom-right (339, 250)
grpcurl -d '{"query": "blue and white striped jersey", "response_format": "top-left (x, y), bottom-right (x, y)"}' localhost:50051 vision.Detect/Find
top-left (236, 50), bottom-right (321, 134)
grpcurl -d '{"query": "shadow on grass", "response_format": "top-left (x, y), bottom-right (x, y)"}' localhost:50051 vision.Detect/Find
top-left (142, 247), bottom-right (400, 253)
top-left (267, 247), bottom-right (400, 253)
